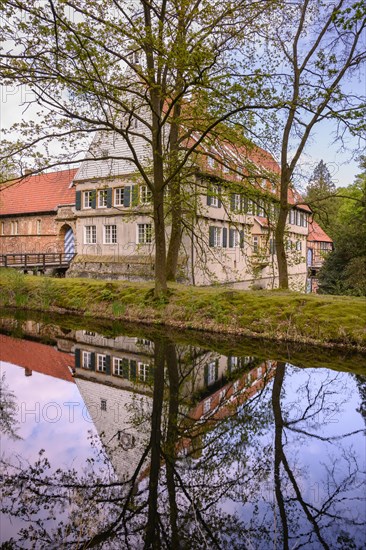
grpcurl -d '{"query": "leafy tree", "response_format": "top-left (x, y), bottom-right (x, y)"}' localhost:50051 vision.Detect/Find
top-left (0, 0), bottom-right (273, 297)
top-left (318, 157), bottom-right (366, 295)
top-left (250, 0), bottom-right (366, 288)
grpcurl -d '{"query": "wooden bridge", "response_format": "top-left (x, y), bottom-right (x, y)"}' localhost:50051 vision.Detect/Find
top-left (0, 253), bottom-right (76, 271)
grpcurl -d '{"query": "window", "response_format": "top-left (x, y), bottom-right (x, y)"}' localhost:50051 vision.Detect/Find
top-left (104, 224), bottom-right (117, 244)
top-left (113, 358), bottom-right (123, 376)
top-left (137, 338), bottom-right (152, 347)
top-left (138, 362), bottom-right (150, 382)
top-left (11, 221), bottom-right (18, 235)
top-left (101, 399), bottom-right (107, 411)
top-left (85, 225), bottom-right (96, 244)
top-left (253, 236), bottom-right (259, 253)
top-left (140, 185), bottom-right (152, 204)
top-left (36, 220), bottom-right (41, 235)
top-left (113, 357), bottom-right (129, 377)
top-left (233, 380), bottom-right (239, 393)
top-left (207, 156), bottom-right (214, 168)
top-left (209, 226), bottom-right (222, 248)
top-left (83, 190), bottom-right (93, 209)
top-left (257, 367), bottom-right (263, 379)
top-left (231, 194), bottom-right (241, 212)
top-left (210, 193), bottom-right (218, 207)
top-left (82, 351), bottom-right (92, 369)
top-left (203, 398), bottom-right (212, 415)
top-left (229, 228), bottom-right (240, 248)
top-left (137, 223), bottom-right (152, 244)
top-left (114, 187), bottom-right (124, 206)
top-left (247, 199), bottom-right (254, 215)
top-left (98, 189), bottom-right (108, 208)
top-left (207, 361), bottom-right (217, 385)
top-left (296, 240), bottom-right (302, 251)
top-left (207, 185), bottom-right (220, 208)
top-left (97, 354), bottom-right (107, 372)
top-left (257, 201), bottom-right (265, 216)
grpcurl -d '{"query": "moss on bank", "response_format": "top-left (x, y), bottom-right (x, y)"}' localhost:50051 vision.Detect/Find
top-left (0, 269), bottom-right (365, 350)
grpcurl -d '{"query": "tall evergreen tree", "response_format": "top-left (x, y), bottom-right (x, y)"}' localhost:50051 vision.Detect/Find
top-left (305, 160), bottom-right (337, 234)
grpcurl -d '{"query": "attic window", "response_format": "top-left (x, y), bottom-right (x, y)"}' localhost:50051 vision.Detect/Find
top-left (207, 156), bottom-right (214, 168)
top-left (101, 149), bottom-right (109, 157)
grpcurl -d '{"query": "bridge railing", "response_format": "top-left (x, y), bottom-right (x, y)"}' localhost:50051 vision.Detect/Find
top-left (0, 253), bottom-right (76, 269)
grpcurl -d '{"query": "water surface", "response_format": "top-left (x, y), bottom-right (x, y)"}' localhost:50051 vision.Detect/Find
top-left (1, 313), bottom-right (365, 549)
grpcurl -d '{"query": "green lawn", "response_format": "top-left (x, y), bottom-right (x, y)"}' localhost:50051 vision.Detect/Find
top-left (0, 269), bottom-right (365, 349)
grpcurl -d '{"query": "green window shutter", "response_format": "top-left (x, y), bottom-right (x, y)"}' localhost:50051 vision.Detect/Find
top-left (227, 356), bottom-right (232, 374)
top-left (215, 359), bottom-right (219, 380)
top-left (90, 352), bottom-right (96, 371)
top-left (229, 228), bottom-right (235, 248)
top-left (123, 186), bottom-right (131, 207)
top-left (75, 348), bottom-right (81, 368)
top-left (132, 185), bottom-right (139, 206)
top-left (209, 226), bottom-right (215, 247)
top-left (75, 191), bottom-right (81, 211)
top-left (130, 360), bottom-right (137, 380)
top-left (107, 188), bottom-right (113, 208)
top-left (243, 197), bottom-right (248, 213)
top-left (222, 227), bottom-right (227, 248)
top-left (240, 230), bottom-right (245, 248)
top-left (207, 192), bottom-right (212, 206)
top-left (218, 186), bottom-right (222, 208)
top-left (204, 364), bottom-right (208, 386)
top-left (91, 192), bottom-right (96, 209)
top-left (122, 358), bottom-right (129, 378)
top-left (230, 194), bottom-right (236, 211)
top-left (105, 355), bottom-right (111, 375)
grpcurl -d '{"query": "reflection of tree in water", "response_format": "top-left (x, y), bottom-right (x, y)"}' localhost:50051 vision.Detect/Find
top-left (1, 344), bottom-right (365, 549)
top-left (271, 364), bottom-right (365, 550)
top-left (0, 373), bottom-right (21, 441)
top-left (354, 375), bottom-right (366, 427)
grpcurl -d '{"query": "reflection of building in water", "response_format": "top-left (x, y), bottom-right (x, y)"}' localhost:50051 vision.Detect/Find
top-left (190, 357), bottom-right (276, 421)
top-left (73, 330), bottom-right (154, 482)
top-left (0, 317), bottom-right (76, 353)
top-left (73, 329), bottom-right (277, 478)
top-left (0, 333), bottom-right (75, 383)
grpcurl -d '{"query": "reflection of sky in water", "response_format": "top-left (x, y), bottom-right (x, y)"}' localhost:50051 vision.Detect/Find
top-left (216, 365), bottom-right (366, 549)
top-left (1, 361), bottom-right (99, 467)
top-left (0, 361), bottom-right (102, 542)
top-left (1, 350), bottom-right (365, 548)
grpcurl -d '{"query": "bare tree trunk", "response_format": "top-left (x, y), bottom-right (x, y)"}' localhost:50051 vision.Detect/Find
top-left (153, 184), bottom-right (168, 297)
top-left (272, 362), bottom-right (289, 549)
top-left (276, 172), bottom-right (290, 289)
top-left (165, 342), bottom-right (180, 548)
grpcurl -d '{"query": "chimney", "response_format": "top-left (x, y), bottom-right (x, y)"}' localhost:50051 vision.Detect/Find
top-left (25, 367), bottom-right (32, 377)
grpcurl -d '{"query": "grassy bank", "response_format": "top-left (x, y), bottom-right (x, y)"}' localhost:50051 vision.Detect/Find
top-left (0, 269), bottom-right (365, 350)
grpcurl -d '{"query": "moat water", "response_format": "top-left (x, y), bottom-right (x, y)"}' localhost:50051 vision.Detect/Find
top-left (0, 311), bottom-right (365, 549)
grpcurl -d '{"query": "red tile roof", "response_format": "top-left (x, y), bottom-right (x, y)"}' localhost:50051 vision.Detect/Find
top-left (0, 169), bottom-right (77, 216)
top-left (0, 333), bottom-right (75, 382)
top-left (308, 220), bottom-right (333, 243)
